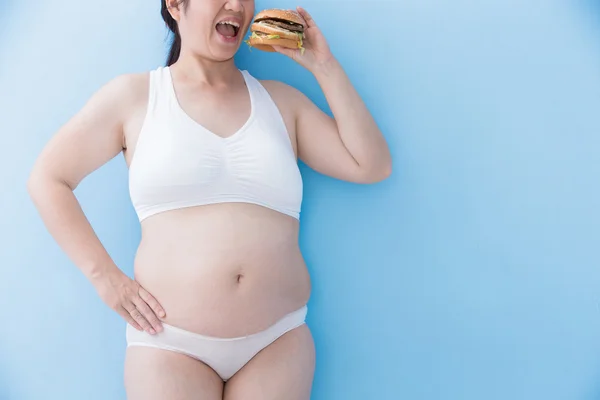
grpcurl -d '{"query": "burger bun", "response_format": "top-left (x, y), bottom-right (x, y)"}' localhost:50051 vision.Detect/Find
top-left (254, 9), bottom-right (305, 26)
top-left (247, 36), bottom-right (299, 52)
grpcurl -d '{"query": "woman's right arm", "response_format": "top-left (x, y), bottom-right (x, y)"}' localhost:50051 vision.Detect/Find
top-left (27, 73), bottom-right (164, 335)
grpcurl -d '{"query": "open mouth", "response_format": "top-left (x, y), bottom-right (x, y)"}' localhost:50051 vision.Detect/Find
top-left (215, 21), bottom-right (240, 39)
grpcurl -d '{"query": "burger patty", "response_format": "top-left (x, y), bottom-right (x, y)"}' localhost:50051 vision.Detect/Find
top-left (257, 19), bottom-right (304, 33)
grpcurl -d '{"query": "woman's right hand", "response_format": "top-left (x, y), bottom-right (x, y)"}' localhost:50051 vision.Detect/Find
top-left (94, 268), bottom-right (166, 335)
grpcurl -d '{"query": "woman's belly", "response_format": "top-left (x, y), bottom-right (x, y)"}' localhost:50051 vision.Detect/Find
top-left (132, 204), bottom-right (311, 338)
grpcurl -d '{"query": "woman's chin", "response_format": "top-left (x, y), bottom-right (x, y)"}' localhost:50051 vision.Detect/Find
top-left (210, 34), bottom-right (241, 59)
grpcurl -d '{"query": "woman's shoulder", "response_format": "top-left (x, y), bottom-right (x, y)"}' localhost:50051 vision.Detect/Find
top-left (257, 78), bottom-right (311, 110)
top-left (92, 71), bottom-right (154, 128)
top-left (106, 71), bottom-right (151, 106)
top-left (95, 70), bottom-right (154, 146)
top-left (258, 78), bottom-right (300, 97)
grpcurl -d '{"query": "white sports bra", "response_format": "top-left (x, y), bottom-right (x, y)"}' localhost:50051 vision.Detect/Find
top-left (128, 66), bottom-right (303, 221)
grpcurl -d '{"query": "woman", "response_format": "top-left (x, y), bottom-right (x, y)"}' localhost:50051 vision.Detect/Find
top-left (27, 0), bottom-right (391, 399)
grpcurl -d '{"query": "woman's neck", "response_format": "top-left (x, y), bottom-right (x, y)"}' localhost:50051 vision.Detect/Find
top-left (172, 52), bottom-right (240, 86)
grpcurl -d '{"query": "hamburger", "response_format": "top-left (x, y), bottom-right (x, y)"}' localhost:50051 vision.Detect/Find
top-left (245, 9), bottom-right (306, 53)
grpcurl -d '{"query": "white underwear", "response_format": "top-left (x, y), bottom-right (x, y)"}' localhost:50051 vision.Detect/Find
top-left (125, 305), bottom-right (308, 381)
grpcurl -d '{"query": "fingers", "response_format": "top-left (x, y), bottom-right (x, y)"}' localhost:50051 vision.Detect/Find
top-left (296, 6), bottom-right (315, 27)
top-left (98, 271), bottom-right (166, 335)
top-left (132, 295), bottom-right (163, 333)
top-left (117, 307), bottom-right (143, 331)
top-left (138, 286), bottom-right (166, 318)
top-left (272, 45), bottom-right (298, 59)
top-left (123, 302), bottom-right (157, 335)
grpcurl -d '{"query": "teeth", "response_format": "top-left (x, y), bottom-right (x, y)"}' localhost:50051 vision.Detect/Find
top-left (218, 21), bottom-right (240, 28)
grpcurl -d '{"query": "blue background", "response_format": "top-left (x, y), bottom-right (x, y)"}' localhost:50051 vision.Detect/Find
top-left (1, 0), bottom-right (600, 399)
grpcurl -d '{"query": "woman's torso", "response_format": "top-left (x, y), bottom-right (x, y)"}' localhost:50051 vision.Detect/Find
top-left (121, 65), bottom-right (310, 338)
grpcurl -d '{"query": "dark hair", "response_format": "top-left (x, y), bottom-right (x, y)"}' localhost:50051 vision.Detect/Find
top-left (161, 0), bottom-right (190, 66)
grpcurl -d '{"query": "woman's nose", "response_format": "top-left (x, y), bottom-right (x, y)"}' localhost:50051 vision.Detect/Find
top-left (224, 0), bottom-right (244, 13)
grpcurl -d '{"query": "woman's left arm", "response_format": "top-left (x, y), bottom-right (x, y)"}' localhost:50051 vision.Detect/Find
top-left (273, 7), bottom-right (392, 184)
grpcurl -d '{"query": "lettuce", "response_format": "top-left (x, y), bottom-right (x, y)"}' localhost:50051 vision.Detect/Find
top-left (297, 32), bottom-right (305, 55)
top-left (249, 31), bottom-right (280, 39)
top-left (246, 30), bottom-right (306, 54)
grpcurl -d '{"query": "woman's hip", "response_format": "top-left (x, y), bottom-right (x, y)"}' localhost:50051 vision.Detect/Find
top-left (125, 304), bottom-right (311, 382)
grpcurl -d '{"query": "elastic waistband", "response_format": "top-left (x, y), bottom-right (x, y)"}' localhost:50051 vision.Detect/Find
top-left (128, 304), bottom-right (308, 342)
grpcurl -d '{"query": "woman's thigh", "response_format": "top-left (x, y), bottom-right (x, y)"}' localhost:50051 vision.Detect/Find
top-left (223, 324), bottom-right (316, 400)
top-left (124, 347), bottom-right (223, 400)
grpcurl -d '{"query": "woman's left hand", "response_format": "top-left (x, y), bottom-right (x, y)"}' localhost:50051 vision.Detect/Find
top-left (272, 6), bottom-right (335, 73)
